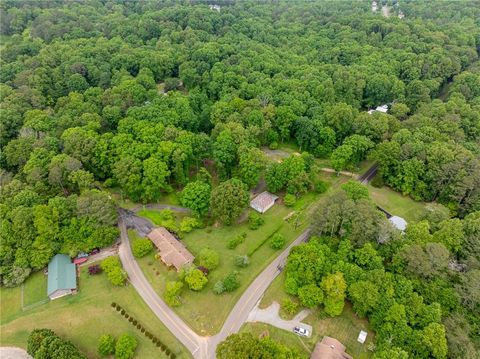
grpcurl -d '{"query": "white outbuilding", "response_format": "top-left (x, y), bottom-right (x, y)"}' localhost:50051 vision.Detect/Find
top-left (368, 104), bottom-right (389, 114)
top-left (389, 215), bottom-right (408, 231)
top-left (357, 330), bottom-right (368, 344)
top-left (250, 191), bottom-right (278, 214)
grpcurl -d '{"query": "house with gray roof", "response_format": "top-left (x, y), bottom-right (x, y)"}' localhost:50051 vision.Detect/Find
top-left (47, 254), bottom-right (77, 300)
top-left (250, 191), bottom-right (278, 214)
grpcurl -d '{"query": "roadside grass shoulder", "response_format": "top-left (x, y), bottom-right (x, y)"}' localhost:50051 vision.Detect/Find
top-left (0, 262), bottom-right (190, 359)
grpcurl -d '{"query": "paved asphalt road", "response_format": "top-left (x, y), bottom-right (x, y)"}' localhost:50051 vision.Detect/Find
top-left (207, 229), bottom-right (311, 357)
top-left (118, 216), bottom-right (208, 358)
top-left (118, 210), bottom-right (310, 359)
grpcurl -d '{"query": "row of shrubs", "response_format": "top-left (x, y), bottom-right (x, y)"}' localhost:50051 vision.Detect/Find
top-left (111, 302), bottom-right (176, 359)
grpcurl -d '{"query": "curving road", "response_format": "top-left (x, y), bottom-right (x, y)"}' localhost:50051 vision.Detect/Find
top-left (118, 212), bottom-right (310, 359)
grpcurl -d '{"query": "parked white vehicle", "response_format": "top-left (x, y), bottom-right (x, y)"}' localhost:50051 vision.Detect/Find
top-left (293, 326), bottom-right (309, 337)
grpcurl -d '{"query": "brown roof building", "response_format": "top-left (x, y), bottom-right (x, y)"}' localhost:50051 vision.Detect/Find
top-left (147, 227), bottom-right (194, 271)
top-left (311, 337), bottom-right (353, 359)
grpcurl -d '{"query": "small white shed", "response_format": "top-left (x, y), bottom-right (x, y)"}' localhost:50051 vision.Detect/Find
top-left (389, 215), bottom-right (408, 232)
top-left (357, 330), bottom-right (368, 344)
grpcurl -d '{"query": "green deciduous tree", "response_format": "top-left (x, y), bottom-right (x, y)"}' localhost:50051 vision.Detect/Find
top-left (198, 248), bottom-right (220, 271)
top-left (180, 181), bottom-right (211, 217)
top-left (183, 267), bottom-right (208, 291)
top-left (211, 179), bottom-right (249, 225)
top-left (115, 334), bottom-right (137, 359)
top-left (97, 334), bottom-right (115, 357)
top-left (321, 272), bottom-right (346, 317)
top-left (164, 281), bottom-right (183, 307)
top-left (297, 284), bottom-right (324, 308)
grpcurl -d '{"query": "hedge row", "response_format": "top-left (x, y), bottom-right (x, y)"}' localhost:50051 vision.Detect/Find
top-left (111, 302), bottom-right (176, 359)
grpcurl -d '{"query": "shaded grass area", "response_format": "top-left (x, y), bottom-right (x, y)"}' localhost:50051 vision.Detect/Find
top-left (259, 274), bottom-right (374, 359)
top-left (105, 186), bottom-right (180, 209)
top-left (135, 202), bottom-right (313, 335)
top-left (0, 262), bottom-right (190, 359)
top-left (240, 322), bottom-right (311, 358)
top-left (23, 271), bottom-right (48, 307)
top-left (367, 184), bottom-right (427, 223)
top-left (137, 208), bottom-right (186, 227)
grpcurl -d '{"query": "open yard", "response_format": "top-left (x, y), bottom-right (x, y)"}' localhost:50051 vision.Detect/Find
top-left (135, 195), bottom-right (322, 336)
top-left (0, 261), bottom-right (190, 359)
top-left (256, 273), bottom-right (374, 359)
top-left (367, 184), bottom-right (427, 223)
top-left (22, 271), bottom-right (48, 308)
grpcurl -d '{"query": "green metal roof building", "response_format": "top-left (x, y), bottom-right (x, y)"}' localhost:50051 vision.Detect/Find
top-left (47, 254), bottom-right (77, 300)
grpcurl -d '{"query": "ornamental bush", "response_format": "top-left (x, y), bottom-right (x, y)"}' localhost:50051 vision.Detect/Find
top-left (131, 237), bottom-right (153, 258)
top-left (115, 334), bottom-right (137, 359)
top-left (248, 211), bottom-right (265, 230)
top-left (97, 334), bottom-right (115, 356)
top-left (270, 233), bottom-right (286, 250)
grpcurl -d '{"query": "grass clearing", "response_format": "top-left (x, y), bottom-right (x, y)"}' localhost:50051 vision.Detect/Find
top-left (240, 322), bottom-right (311, 358)
top-left (367, 184), bottom-right (427, 222)
top-left (135, 199), bottom-right (319, 335)
top-left (258, 274), bottom-right (374, 359)
top-left (0, 260), bottom-right (190, 359)
top-left (22, 271), bottom-right (48, 307)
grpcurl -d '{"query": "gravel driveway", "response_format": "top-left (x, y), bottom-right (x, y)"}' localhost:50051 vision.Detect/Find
top-left (247, 301), bottom-right (313, 337)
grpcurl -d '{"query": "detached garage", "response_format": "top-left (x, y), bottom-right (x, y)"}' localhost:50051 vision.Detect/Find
top-left (250, 191), bottom-right (278, 214)
top-left (47, 254), bottom-right (77, 300)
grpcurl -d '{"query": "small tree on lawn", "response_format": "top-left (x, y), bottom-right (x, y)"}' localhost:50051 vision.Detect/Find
top-left (270, 233), bottom-right (286, 250)
top-left (198, 248), bottom-right (220, 271)
top-left (223, 272), bottom-right (240, 292)
top-left (97, 334), bottom-right (115, 356)
top-left (164, 281), bottom-right (183, 307)
top-left (115, 334), bottom-right (137, 359)
top-left (248, 211), bottom-right (264, 230)
top-left (101, 257), bottom-right (127, 286)
top-left (234, 255), bottom-right (250, 268)
top-left (131, 238), bottom-right (153, 258)
top-left (184, 267), bottom-right (208, 291)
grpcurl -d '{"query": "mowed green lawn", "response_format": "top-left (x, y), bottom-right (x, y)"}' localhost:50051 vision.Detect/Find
top-left (240, 322), bottom-right (311, 358)
top-left (135, 201), bottom-right (313, 336)
top-left (23, 271), bottom-right (48, 307)
top-left (0, 262), bottom-right (190, 359)
top-left (257, 273), bottom-right (374, 359)
top-left (367, 184), bottom-right (427, 223)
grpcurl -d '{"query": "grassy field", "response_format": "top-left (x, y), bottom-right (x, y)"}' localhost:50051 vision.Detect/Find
top-left (240, 322), bottom-right (311, 358)
top-left (367, 184), bottom-right (427, 223)
top-left (0, 261), bottom-right (190, 359)
top-left (257, 273), bottom-right (374, 359)
top-left (22, 272), bottom-right (48, 307)
top-left (135, 198), bottom-right (318, 335)
top-left (137, 208), bottom-right (187, 226)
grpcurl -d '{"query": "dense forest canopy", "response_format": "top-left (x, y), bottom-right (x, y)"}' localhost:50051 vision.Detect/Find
top-left (0, 0), bottom-right (479, 297)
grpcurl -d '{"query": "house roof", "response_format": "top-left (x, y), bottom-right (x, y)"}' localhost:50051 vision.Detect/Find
top-left (389, 215), bottom-right (407, 231)
top-left (311, 336), bottom-right (352, 359)
top-left (250, 191), bottom-right (278, 212)
top-left (47, 254), bottom-right (77, 296)
top-left (147, 227), bottom-right (194, 271)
